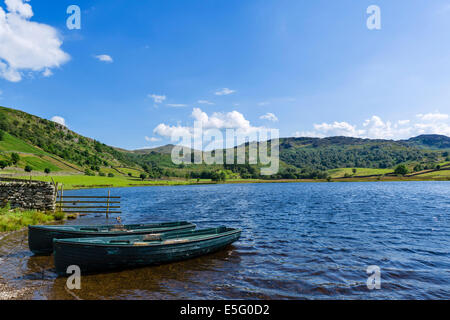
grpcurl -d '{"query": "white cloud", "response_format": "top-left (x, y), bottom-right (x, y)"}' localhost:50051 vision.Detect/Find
top-left (215, 88), bottom-right (235, 96)
top-left (166, 103), bottom-right (187, 108)
top-left (42, 68), bottom-right (52, 77)
top-left (192, 108), bottom-right (255, 132)
top-left (295, 113), bottom-right (450, 139)
top-left (416, 112), bottom-right (449, 121)
top-left (51, 116), bottom-right (66, 127)
top-left (260, 112), bottom-right (278, 122)
top-left (95, 54), bottom-right (113, 63)
top-left (0, 0), bottom-right (70, 82)
top-left (154, 108), bottom-right (270, 139)
top-left (258, 101), bottom-right (270, 106)
top-left (145, 136), bottom-right (160, 142)
top-left (153, 123), bottom-right (192, 138)
top-left (198, 100), bottom-right (214, 105)
top-left (148, 94), bottom-right (166, 104)
top-left (312, 121), bottom-right (363, 138)
top-left (5, 0), bottom-right (32, 18)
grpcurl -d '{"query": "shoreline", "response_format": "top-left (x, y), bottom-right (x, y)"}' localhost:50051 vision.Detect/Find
top-left (0, 229), bottom-right (35, 300)
top-left (55, 176), bottom-right (450, 191)
top-left (2, 173), bottom-right (450, 191)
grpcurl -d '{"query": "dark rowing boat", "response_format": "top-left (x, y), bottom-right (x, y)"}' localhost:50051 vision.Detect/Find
top-left (28, 221), bottom-right (196, 255)
top-left (53, 226), bottom-right (241, 275)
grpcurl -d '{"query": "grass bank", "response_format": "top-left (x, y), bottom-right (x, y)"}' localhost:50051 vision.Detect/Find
top-left (14, 172), bottom-right (450, 191)
top-left (0, 205), bottom-right (65, 232)
top-left (16, 175), bottom-right (197, 190)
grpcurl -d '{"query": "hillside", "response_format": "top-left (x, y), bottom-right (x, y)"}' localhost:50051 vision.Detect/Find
top-left (133, 144), bottom-right (177, 155)
top-left (0, 106), bottom-right (448, 181)
top-left (135, 136), bottom-right (449, 175)
top-left (0, 106), bottom-right (141, 175)
top-left (403, 134), bottom-right (450, 149)
top-left (278, 136), bottom-right (445, 171)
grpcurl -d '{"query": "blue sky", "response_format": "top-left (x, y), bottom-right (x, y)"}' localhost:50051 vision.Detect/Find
top-left (0, 0), bottom-right (450, 150)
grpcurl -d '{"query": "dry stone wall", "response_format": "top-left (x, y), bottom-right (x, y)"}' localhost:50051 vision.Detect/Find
top-left (0, 180), bottom-right (56, 211)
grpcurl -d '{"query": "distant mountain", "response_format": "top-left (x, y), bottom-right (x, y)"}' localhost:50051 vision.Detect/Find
top-left (137, 135), bottom-right (449, 172)
top-left (133, 144), bottom-right (177, 155)
top-left (403, 134), bottom-right (450, 150)
top-left (277, 136), bottom-right (442, 171)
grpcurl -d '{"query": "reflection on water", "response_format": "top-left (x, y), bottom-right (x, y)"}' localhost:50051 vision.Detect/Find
top-left (0, 182), bottom-right (449, 299)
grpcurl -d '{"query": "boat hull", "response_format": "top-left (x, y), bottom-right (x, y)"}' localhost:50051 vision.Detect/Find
top-left (29, 222), bottom-right (196, 255)
top-left (53, 228), bottom-right (241, 276)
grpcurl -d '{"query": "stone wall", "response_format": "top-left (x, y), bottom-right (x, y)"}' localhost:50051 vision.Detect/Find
top-left (0, 180), bottom-right (56, 211)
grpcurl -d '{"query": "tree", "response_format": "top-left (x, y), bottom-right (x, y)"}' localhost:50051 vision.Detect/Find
top-left (128, 173), bottom-right (132, 177)
top-left (11, 153), bottom-right (20, 165)
top-left (211, 170), bottom-right (227, 182)
top-left (394, 164), bottom-right (409, 176)
top-left (108, 173), bottom-right (115, 177)
top-left (24, 165), bottom-right (33, 173)
top-left (140, 173), bottom-right (147, 181)
top-left (0, 130), bottom-right (4, 141)
top-left (352, 168), bottom-right (357, 175)
top-left (0, 160), bottom-right (8, 170)
top-left (44, 168), bottom-right (51, 174)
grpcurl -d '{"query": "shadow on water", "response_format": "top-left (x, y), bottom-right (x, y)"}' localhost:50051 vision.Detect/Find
top-left (47, 246), bottom-right (242, 300)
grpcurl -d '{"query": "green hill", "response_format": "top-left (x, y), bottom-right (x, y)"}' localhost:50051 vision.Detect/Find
top-left (403, 134), bottom-right (450, 149)
top-left (0, 106), bottom-right (448, 181)
top-left (0, 106), bottom-right (140, 175)
top-left (278, 136), bottom-right (443, 171)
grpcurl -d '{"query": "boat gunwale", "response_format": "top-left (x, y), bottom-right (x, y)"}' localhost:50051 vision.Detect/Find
top-left (29, 222), bottom-right (196, 236)
top-left (53, 228), bottom-right (242, 248)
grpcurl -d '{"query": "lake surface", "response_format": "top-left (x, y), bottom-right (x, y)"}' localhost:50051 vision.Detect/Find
top-left (0, 182), bottom-right (449, 299)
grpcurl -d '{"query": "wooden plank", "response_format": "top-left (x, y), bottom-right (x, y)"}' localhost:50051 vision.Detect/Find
top-left (107, 190), bottom-right (111, 219)
top-left (59, 201), bottom-right (121, 204)
top-left (60, 206), bottom-right (121, 209)
top-left (57, 196), bottom-right (121, 199)
top-left (60, 185), bottom-right (64, 211)
top-left (62, 210), bottom-right (122, 214)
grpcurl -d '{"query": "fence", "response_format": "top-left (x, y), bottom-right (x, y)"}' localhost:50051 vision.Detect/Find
top-left (56, 186), bottom-right (121, 218)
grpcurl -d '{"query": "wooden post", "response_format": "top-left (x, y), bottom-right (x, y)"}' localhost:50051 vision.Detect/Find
top-left (60, 184), bottom-right (64, 212)
top-left (106, 190), bottom-right (110, 219)
top-left (54, 182), bottom-right (59, 212)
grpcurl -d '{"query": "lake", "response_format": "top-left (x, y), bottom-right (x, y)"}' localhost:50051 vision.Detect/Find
top-left (0, 181), bottom-right (449, 299)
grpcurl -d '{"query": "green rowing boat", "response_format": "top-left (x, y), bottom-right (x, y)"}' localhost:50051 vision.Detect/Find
top-left (53, 226), bottom-right (241, 276)
top-left (28, 221), bottom-right (196, 255)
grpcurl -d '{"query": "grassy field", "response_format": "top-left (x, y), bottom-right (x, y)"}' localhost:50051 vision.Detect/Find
top-left (115, 167), bottom-right (145, 177)
top-left (0, 132), bottom-right (45, 154)
top-left (14, 170), bottom-right (449, 191)
top-left (328, 168), bottom-right (393, 178)
top-left (414, 169), bottom-right (450, 178)
top-left (99, 167), bottom-right (145, 177)
top-left (20, 155), bottom-right (62, 172)
top-left (0, 132), bottom-right (81, 173)
top-left (19, 175), bottom-right (194, 190)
